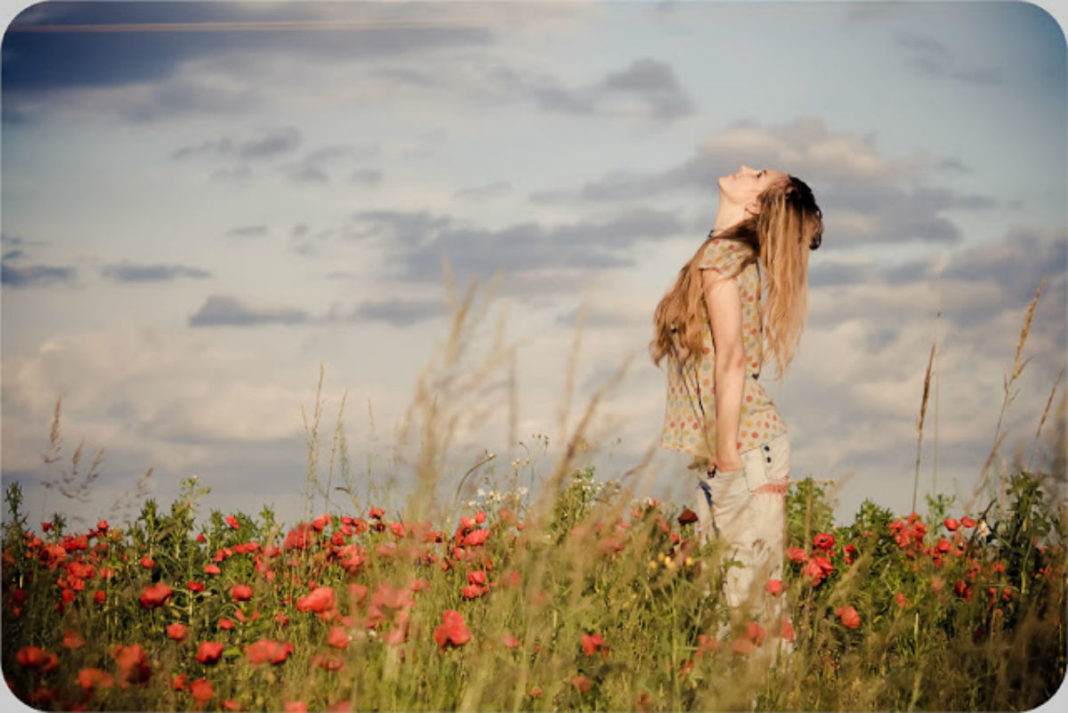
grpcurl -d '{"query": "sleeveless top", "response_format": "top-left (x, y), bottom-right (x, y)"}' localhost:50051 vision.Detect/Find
top-left (660, 236), bottom-right (787, 463)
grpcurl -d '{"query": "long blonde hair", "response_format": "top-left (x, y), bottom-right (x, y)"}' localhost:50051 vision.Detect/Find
top-left (650, 175), bottom-right (823, 379)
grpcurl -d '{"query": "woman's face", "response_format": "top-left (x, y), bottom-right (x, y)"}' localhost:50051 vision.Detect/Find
top-left (718, 165), bottom-right (788, 211)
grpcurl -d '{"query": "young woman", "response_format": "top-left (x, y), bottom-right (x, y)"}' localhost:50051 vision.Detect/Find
top-left (650, 165), bottom-right (823, 635)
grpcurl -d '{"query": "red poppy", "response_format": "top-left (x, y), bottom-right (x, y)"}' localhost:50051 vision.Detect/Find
top-left (327, 626), bottom-right (351, 649)
top-left (41, 522), bottom-right (53, 532)
top-left (463, 529), bottom-right (490, 547)
top-left (231, 584), bottom-right (253, 601)
top-left (187, 580), bottom-right (205, 593)
top-left (389, 522), bottom-right (405, 538)
top-left (677, 508), bottom-right (698, 525)
top-left (944, 517), bottom-right (959, 531)
top-left (16, 646), bottom-right (59, 672)
top-left (77, 668), bottom-right (114, 692)
top-left (196, 641), bottom-right (225, 664)
top-left (224, 699), bottom-right (242, 711)
top-left (836, 605), bottom-right (860, 629)
top-left (766, 578), bottom-right (783, 595)
top-left (502, 634), bottom-right (520, 648)
top-left (167, 623), bottom-right (188, 642)
top-left (218, 618), bottom-right (234, 630)
top-left (461, 584), bottom-right (486, 599)
top-left (284, 702), bottom-right (308, 713)
top-left (311, 653), bottom-right (345, 671)
top-left (225, 515), bottom-right (240, 530)
top-left (63, 629), bottom-right (86, 649)
top-left (94, 589), bottom-right (106, 605)
top-left (140, 556), bottom-right (155, 569)
top-left (245, 639), bottom-right (294, 665)
top-left (571, 675), bottom-right (594, 694)
top-left (172, 673), bottom-right (188, 691)
top-left (112, 643), bottom-right (151, 685)
top-left (961, 516), bottom-right (976, 528)
top-left (139, 582), bottom-right (173, 609)
top-left (97, 519), bottom-right (109, 532)
top-left (786, 546), bottom-right (807, 563)
top-left (191, 678), bottom-right (213, 703)
top-left (813, 533), bottom-right (835, 551)
top-left (204, 564), bottom-right (221, 575)
top-left (296, 586), bottom-right (336, 613)
top-left (467, 570), bottom-right (487, 586)
top-left (433, 609), bottom-right (471, 649)
top-left (369, 507), bottom-right (385, 519)
top-left (781, 619), bottom-right (796, 641)
top-left (581, 632), bottom-right (604, 656)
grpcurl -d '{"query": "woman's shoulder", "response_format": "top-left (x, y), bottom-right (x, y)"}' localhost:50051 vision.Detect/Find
top-left (696, 237), bottom-right (752, 275)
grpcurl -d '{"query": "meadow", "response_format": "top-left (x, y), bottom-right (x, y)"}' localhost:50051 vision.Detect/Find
top-left (2, 279), bottom-right (1065, 711)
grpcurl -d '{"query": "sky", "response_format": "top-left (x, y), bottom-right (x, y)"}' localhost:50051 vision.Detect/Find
top-left (1, 0), bottom-right (1066, 534)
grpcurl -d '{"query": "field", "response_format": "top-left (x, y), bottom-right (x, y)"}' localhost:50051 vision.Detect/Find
top-left (2, 283), bottom-right (1065, 711)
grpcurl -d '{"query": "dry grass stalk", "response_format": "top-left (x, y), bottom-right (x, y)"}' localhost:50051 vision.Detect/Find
top-left (300, 364), bottom-right (325, 518)
top-left (912, 342), bottom-right (936, 514)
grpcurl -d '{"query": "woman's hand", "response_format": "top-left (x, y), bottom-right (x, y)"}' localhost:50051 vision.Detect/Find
top-left (711, 449), bottom-right (744, 473)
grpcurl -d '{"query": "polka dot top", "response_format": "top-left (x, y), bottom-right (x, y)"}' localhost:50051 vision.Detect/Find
top-left (660, 236), bottom-right (787, 461)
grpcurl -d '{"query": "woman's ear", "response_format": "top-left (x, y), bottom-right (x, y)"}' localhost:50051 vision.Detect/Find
top-left (743, 197), bottom-right (761, 217)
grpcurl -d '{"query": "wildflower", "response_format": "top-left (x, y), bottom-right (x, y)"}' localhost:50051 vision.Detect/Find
top-left (312, 513), bottom-right (331, 531)
top-left (196, 533), bottom-right (207, 543)
top-left (311, 653), bottom-right (345, 671)
top-left (16, 646), bottom-right (59, 672)
top-left (112, 644), bottom-right (151, 685)
top-left (803, 555), bottom-right (834, 585)
top-left (836, 605), bottom-right (860, 629)
top-left (97, 520), bottom-right (109, 532)
top-left (224, 699), bottom-right (242, 711)
top-left (172, 673), bottom-right (188, 691)
top-left (139, 582), bottom-right (173, 609)
top-left (190, 678), bottom-right (213, 704)
top-left (204, 564), bottom-right (221, 575)
top-left (461, 584), bottom-right (486, 599)
top-left (433, 609), bottom-right (471, 649)
top-left (230, 584), bottom-right (253, 601)
top-left (167, 623), bottom-right (188, 642)
top-left (571, 675), bottom-right (594, 694)
top-left (954, 579), bottom-right (972, 600)
top-left (63, 629), bottom-right (86, 649)
top-left (389, 522), bottom-right (405, 538)
top-left (187, 580), bottom-right (205, 593)
top-left (369, 507), bottom-right (385, 520)
top-left (94, 590), bottom-right (106, 605)
top-left (766, 578), bottom-right (783, 595)
top-left (781, 619), bottom-right (795, 642)
top-left (813, 532), bottom-right (835, 550)
top-left (77, 668), bottom-right (114, 693)
top-left (218, 618), bottom-right (234, 630)
top-left (284, 703), bottom-right (308, 713)
top-left (502, 634), bottom-right (520, 648)
top-left (463, 528), bottom-right (490, 547)
top-left (786, 546), bottom-right (807, 563)
top-left (140, 556), bottom-right (155, 569)
top-left (41, 522), bottom-right (53, 532)
top-left (944, 517), bottom-right (960, 531)
top-left (961, 516), bottom-right (976, 528)
top-left (196, 641), bottom-right (225, 664)
top-left (296, 586), bottom-right (336, 613)
top-left (581, 632), bottom-right (604, 656)
top-left (245, 639), bottom-right (294, 665)
top-left (225, 515), bottom-right (240, 530)
top-left (467, 570), bottom-right (487, 586)
top-left (678, 508), bottom-right (698, 525)
top-left (895, 591), bottom-right (907, 608)
top-left (327, 626), bottom-right (351, 649)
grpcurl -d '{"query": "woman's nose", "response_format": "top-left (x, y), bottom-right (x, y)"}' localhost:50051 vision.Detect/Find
top-left (740, 164), bottom-right (752, 173)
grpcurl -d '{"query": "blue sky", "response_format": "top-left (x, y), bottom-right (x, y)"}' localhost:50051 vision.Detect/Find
top-left (1, 0), bottom-right (1066, 533)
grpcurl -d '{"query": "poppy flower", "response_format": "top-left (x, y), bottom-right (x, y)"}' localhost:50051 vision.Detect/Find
top-left (97, 520), bottom-right (109, 532)
top-left (581, 632), bottom-right (604, 656)
top-left (187, 580), bottom-right (205, 593)
top-left (961, 516), bottom-right (976, 528)
top-left (836, 605), bottom-right (860, 629)
top-left (63, 629), bottom-right (86, 649)
top-left (463, 529), bottom-right (490, 547)
top-left (167, 623), bottom-right (188, 642)
top-left (461, 584), bottom-right (486, 599)
top-left (196, 641), bottom-right (225, 664)
top-left (112, 643), bottom-right (151, 685)
top-left (224, 699), bottom-right (242, 711)
top-left (140, 556), bottom-right (155, 569)
top-left (172, 673), bottom-right (188, 691)
top-left (94, 590), bottom-right (106, 605)
top-left (190, 678), bottom-right (213, 703)
top-left (296, 586), bottom-right (336, 613)
top-left (467, 570), bottom-right (487, 586)
top-left (311, 653), bottom-right (345, 671)
top-left (389, 522), bottom-right (405, 538)
top-left (78, 668), bottom-right (114, 692)
top-left (204, 564), bottom-right (221, 575)
top-left (16, 646), bottom-right (59, 672)
top-left (781, 619), bottom-right (795, 641)
top-left (369, 507), bottom-right (385, 520)
top-left (284, 702), bottom-right (308, 713)
top-left (433, 609), bottom-right (471, 649)
top-left (231, 584), bottom-right (253, 601)
top-left (139, 582), bottom-right (173, 609)
top-left (225, 515), bottom-right (240, 530)
top-left (572, 675), bottom-right (594, 694)
top-left (502, 634), bottom-right (520, 648)
top-left (766, 578), bottom-right (783, 595)
top-left (218, 617), bottom-right (235, 630)
top-left (786, 546), bottom-right (807, 563)
top-left (813, 533), bottom-right (835, 551)
top-left (245, 639), bottom-right (294, 665)
top-left (327, 626), bottom-right (351, 649)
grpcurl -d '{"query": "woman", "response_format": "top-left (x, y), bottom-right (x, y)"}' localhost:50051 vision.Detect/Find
top-left (650, 164), bottom-right (823, 637)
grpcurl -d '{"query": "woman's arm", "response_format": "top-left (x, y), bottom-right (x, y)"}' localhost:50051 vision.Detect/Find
top-left (702, 268), bottom-right (746, 471)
